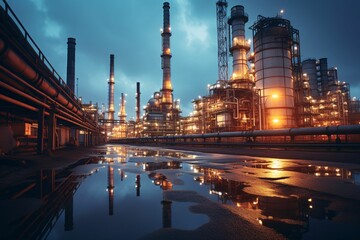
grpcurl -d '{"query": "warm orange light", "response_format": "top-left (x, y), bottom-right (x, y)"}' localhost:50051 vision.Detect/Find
top-left (272, 94), bottom-right (279, 98)
top-left (272, 119), bottom-right (279, 123)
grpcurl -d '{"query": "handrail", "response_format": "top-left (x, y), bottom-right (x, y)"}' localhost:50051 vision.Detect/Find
top-left (1, 0), bottom-right (79, 102)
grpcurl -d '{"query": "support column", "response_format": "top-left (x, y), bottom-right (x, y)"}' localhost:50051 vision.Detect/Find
top-left (48, 109), bottom-right (56, 151)
top-left (37, 107), bottom-right (45, 154)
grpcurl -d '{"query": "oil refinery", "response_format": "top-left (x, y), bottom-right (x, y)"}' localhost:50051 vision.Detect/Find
top-left (1, 0), bottom-right (360, 154)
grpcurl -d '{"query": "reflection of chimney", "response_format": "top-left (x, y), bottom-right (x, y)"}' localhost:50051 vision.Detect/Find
top-left (136, 174), bottom-right (141, 197)
top-left (66, 37), bottom-right (76, 93)
top-left (160, 2), bottom-right (173, 111)
top-left (161, 200), bottom-right (172, 228)
top-left (136, 82), bottom-right (141, 122)
top-left (107, 166), bottom-right (114, 216)
top-left (64, 195), bottom-right (74, 231)
top-left (108, 54), bottom-right (115, 121)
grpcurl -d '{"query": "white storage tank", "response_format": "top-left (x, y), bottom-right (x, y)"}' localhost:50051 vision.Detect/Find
top-left (251, 16), bottom-right (296, 129)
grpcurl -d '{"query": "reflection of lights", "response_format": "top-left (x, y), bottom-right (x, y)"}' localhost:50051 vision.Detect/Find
top-left (236, 203), bottom-right (241, 207)
top-left (253, 197), bottom-right (259, 205)
top-left (309, 205), bottom-right (313, 209)
top-left (258, 219), bottom-right (263, 225)
top-left (209, 190), bottom-right (212, 195)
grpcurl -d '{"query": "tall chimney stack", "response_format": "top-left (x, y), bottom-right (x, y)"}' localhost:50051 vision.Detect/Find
top-left (119, 93), bottom-right (127, 123)
top-left (66, 37), bottom-right (76, 93)
top-left (160, 2), bottom-right (173, 111)
top-left (136, 82), bottom-right (141, 122)
top-left (108, 54), bottom-right (115, 122)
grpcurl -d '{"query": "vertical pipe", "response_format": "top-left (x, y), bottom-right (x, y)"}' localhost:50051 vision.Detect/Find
top-left (66, 38), bottom-right (76, 93)
top-left (37, 107), bottom-right (44, 154)
top-left (108, 54), bottom-right (115, 122)
top-left (136, 82), bottom-right (141, 122)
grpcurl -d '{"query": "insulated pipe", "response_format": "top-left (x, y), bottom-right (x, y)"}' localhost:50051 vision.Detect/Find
top-left (0, 81), bottom-right (50, 109)
top-left (0, 37), bottom-right (83, 116)
top-left (0, 94), bottom-right (39, 112)
top-left (141, 124), bottom-right (360, 140)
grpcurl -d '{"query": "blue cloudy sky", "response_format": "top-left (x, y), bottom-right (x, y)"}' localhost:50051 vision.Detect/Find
top-left (4, 0), bottom-right (360, 119)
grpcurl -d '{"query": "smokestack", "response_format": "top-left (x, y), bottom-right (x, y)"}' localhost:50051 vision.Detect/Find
top-left (108, 54), bottom-right (115, 121)
top-left (119, 93), bottom-right (127, 123)
top-left (160, 2), bottom-right (173, 110)
top-left (136, 82), bottom-right (141, 122)
top-left (66, 37), bottom-right (76, 93)
top-left (228, 6), bottom-right (250, 87)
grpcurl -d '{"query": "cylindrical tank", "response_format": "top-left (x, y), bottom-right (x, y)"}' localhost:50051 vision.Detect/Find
top-left (302, 59), bottom-right (318, 97)
top-left (253, 17), bottom-right (295, 129)
top-left (228, 5), bottom-right (250, 88)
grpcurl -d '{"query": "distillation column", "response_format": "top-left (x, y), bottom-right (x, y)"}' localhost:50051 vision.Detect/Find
top-left (228, 6), bottom-right (251, 88)
top-left (108, 54), bottom-right (115, 124)
top-left (160, 2), bottom-right (173, 111)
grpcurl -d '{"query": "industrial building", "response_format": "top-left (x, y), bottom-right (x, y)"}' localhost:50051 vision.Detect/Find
top-left (180, 1), bottom-right (357, 135)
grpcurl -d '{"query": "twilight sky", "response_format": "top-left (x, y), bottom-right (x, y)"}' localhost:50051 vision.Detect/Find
top-left (4, 0), bottom-right (360, 119)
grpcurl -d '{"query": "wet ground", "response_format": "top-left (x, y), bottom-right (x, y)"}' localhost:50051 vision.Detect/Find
top-left (1, 144), bottom-right (360, 239)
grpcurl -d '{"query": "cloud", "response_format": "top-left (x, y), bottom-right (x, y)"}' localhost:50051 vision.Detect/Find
top-left (44, 18), bottom-right (62, 38)
top-left (175, 0), bottom-right (210, 48)
top-left (29, 0), bottom-right (47, 12)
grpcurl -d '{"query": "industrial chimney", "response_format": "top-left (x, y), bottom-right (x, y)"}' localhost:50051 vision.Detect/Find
top-left (136, 82), bottom-right (141, 122)
top-left (108, 54), bottom-right (115, 122)
top-left (119, 93), bottom-right (127, 123)
top-left (160, 2), bottom-right (173, 111)
top-left (66, 37), bottom-right (76, 93)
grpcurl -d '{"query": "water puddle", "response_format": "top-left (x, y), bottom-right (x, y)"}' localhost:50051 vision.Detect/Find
top-left (1, 145), bottom-right (360, 239)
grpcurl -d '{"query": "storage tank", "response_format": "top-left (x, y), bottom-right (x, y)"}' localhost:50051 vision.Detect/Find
top-left (302, 59), bottom-right (318, 97)
top-left (251, 16), bottom-right (296, 129)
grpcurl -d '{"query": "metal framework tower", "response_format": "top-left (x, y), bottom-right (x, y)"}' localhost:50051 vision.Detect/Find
top-left (216, 0), bottom-right (228, 81)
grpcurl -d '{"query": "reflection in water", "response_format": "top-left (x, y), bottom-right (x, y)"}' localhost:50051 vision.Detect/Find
top-left (136, 174), bottom-right (141, 197)
top-left (191, 165), bottom-right (347, 239)
top-left (2, 145), bottom-right (360, 240)
top-left (64, 195), bottom-right (74, 231)
top-left (107, 165), bottom-right (114, 215)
